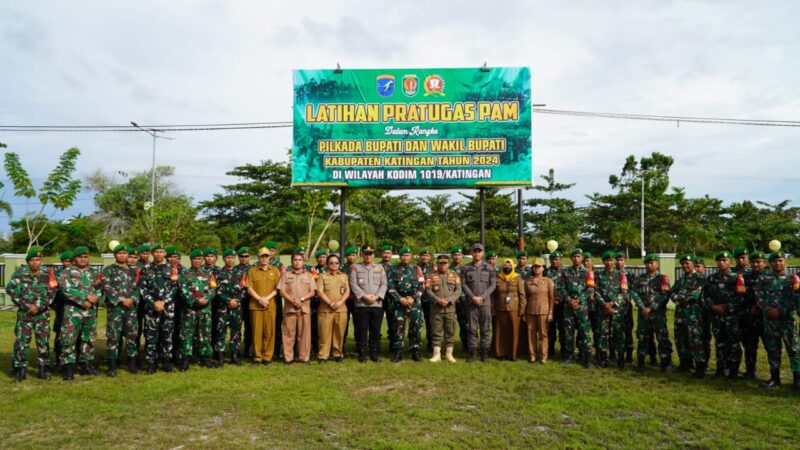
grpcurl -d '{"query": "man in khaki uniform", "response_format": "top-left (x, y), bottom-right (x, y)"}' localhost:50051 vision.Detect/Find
top-left (426, 254), bottom-right (462, 362)
top-left (245, 247), bottom-right (280, 365)
top-left (278, 251), bottom-right (316, 363)
top-left (316, 253), bottom-right (350, 363)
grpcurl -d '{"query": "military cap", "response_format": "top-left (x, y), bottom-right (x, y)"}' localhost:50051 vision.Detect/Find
top-left (237, 246), bottom-right (251, 256)
top-left (26, 247), bottom-right (44, 261)
top-left (59, 251), bottom-right (73, 261)
top-left (644, 253), bottom-right (660, 263)
top-left (258, 247), bottom-right (270, 256)
top-left (679, 254), bottom-right (694, 263)
top-left (265, 240), bottom-right (277, 249)
top-left (715, 250), bottom-right (732, 260)
top-left (72, 246), bottom-right (89, 257)
top-left (112, 243), bottom-right (128, 254)
top-left (344, 246), bottom-right (358, 257)
top-left (436, 254), bottom-right (450, 263)
top-left (165, 246), bottom-right (179, 257)
top-left (189, 249), bottom-right (203, 259)
top-left (294, 246), bottom-right (305, 254)
top-left (150, 244), bottom-right (163, 251)
top-left (138, 244), bottom-right (151, 253)
top-left (361, 244), bottom-right (375, 254)
top-left (601, 251), bottom-right (615, 261)
top-left (582, 251), bottom-right (593, 259)
top-left (570, 248), bottom-right (583, 257)
top-left (203, 247), bottom-right (217, 256)
top-left (315, 249), bottom-right (328, 258)
top-left (486, 250), bottom-right (497, 258)
top-left (515, 250), bottom-right (526, 258)
top-left (733, 247), bottom-right (748, 258)
top-left (450, 246), bottom-right (463, 255)
top-left (695, 257), bottom-right (705, 265)
top-left (769, 250), bottom-right (786, 262)
top-left (471, 243), bottom-right (484, 252)
top-left (127, 245), bottom-right (137, 254)
top-left (418, 247), bottom-right (430, 256)
top-left (749, 250), bottom-right (766, 261)
top-left (549, 251), bottom-right (563, 258)
top-left (223, 248), bottom-right (236, 257)
top-left (615, 252), bottom-right (626, 259)
top-left (532, 257), bottom-right (546, 267)
top-left (398, 246), bottom-right (412, 255)
top-left (380, 245), bottom-right (393, 252)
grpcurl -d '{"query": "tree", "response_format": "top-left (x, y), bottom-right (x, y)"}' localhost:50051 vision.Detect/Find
top-left (525, 168), bottom-right (582, 253)
top-left (0, 143), bottom-right (12, 218)
top-left (3, 146), bottom-right (82, 252)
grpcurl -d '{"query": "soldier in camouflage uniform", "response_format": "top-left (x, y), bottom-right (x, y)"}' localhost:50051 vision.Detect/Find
top-left (387, 246), bottom-right (424, 362)
top-left (237, 247), bottom-right (253, 359)
top-left (59, 246), bottom-right (103, 380)
top-left (450, 246), bottom-right (470, 353)
top-left (615, 253), bottom-right (636, 363)
top-left (165, 246), bottom-right (185, 363)
top-left (633, 254), bottom-right (674, 371)
top-left (516, 251), bottom-right (531, 278)
top-left (593, 251), bottom-right (619, 368)
top-left (703, 250), bottom-right (745, 380)
top-left (51, 250), bottom-right (72, 370)
top-left (203, 247), bottom-right (221, 360)
top-left (694, 256), bottom-right (712, 366)
top-left (546, 251), bottom-right (566, 358)
top-left (670, 255), bottom-right (708, 378)
top-left (8, 248), bottom-right (57, 381)
top-left (267, 241), bottom-right (285, 360)
top-left (102, 244), bottom-right (141, 376)
top-left (178, 249), bottom-right (218, 370)
top-left (560, 248), bottom-right (594, 367)
top-left (379, 245), bottom-right (397, 353)
top-left (754, 250), bottom-right (800, 389)
top-left (140, 244), bottom-right (180, 374)
top-left (742, 251), bottom-right (768, 379)
top-left (582, 252), bottom-right (600, 356)
top-left (417, 248), bottom-right (434, 352)
top-left (135, 244), bottom-right (151, 361)
top-left (486, 250), bottom-right (498, 273)
top-left (213, 249), bottom-right (245, 366)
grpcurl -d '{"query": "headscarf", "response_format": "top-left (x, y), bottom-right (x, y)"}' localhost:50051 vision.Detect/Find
top-left (498, 258), bottom-right (519, 281)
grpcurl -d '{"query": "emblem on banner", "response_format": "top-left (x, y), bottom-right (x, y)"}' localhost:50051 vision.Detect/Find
top-left (423, 74), bottom-right (445, 96)
top-left (402, 74), bottom-right (419, 97)
top-left (376, 74), bottom-right (396, 97)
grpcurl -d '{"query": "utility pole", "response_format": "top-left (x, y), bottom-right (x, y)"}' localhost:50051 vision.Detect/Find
top-left (640, 171), bottom-right (646, 258)
top-left (130, 121), bottom-right (173, 240)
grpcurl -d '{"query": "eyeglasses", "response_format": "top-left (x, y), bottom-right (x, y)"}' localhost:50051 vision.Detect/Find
top-left (240, 255), bottom-right (251, 258)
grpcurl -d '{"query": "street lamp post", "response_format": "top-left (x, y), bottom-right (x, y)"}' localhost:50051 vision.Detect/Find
top-left (130, 121), bottom-right (173, 218)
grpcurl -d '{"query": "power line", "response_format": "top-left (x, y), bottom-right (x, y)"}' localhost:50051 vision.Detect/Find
top-left (531, 108), bottom-right (800, 127)
top-left (0, 122), bottom-right (292, 132)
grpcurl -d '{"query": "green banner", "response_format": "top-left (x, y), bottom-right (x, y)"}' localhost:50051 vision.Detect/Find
top-left (292, 67), bottom-right (532, 188)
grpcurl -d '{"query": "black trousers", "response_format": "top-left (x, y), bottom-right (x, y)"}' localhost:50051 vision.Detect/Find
top-left (354, 307), bottom-right (383, 355)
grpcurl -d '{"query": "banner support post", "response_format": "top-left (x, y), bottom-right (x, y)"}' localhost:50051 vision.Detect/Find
top-left (518, 188), bottom-right (524, 251)
top-left (479, 188), bottom-right (486, 246)
top-left (339, 189), bottom-right (346, 259)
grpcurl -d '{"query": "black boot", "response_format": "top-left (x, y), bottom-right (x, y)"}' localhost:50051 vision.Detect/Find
top-left (38, 365), bottom-right (51, 380)
top-left (761, 369), bottom-right (781, 388)
top-left (660, 357), bottom-right (674, 373)
top-left (692, 361), bottom-right (707, 379)
top-left (626, 349), bottom-right (634, 364)
top-left (743, 364), bottom-right (756, 380)
top-left (713, 366), bottom-right (725, 379)
top-left (214, 351), bottom-right (224, 367)
top-left (13, 367), bottom-right (26, 382)
top-left (201, 357), bottom-right (218, 369)
top-left (178, 359), bottom-right (189, 372)
top-left (581, 351), bottom-right (591, 368)
top-left (609, 348), bottom-right (616, 359)
top-left (727, 364), bottom-right (740, 381)
top-left (231, 353), bottom-right (243, 366)
top-left (793, 372), bottom-right (800, 390)
top-left (80, 363), bottom-right (99, 376)
top-left (146, 361), bottom-right (157, 374)
top-left (467, 349), bottom-right (477, 363)
top-left (676, 358), bottom-right (688, 372)
top-left (561, 353), bottom-right (574, 365)
top-left (596, 351), bottom-right (607, 368)
top-left (107, 360), bottom-right (117, 378)
top-left (411, 350), bottom-right (421, 362)
top-left (358, 353), bottom-right (367, 363)
top-left (370, 349), bottom-right (380, 362)
top-left (63, 364), bottom-right (75, 381)
top-left (649, 349), bottom-right (658, 366)
top-left (161, 358), bottom-right (173, 373)
top-left (480, 348), bottom-right (489, 363)
top-left (617, 354), bottom-right (625, 371)
top-left (637, 356), bottom-right (646, 372)
top-left (128, 359), bottom-right (139, 374)
top-left (391, 351), bottom-right (402, 363)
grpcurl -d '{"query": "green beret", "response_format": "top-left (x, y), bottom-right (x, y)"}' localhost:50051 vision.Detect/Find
top-left (72, 246), bottom-right (89, 257)
top-left (150, 244), bottom-right (163, 251)
top-left (127, 245), bottom-right (137, 254)
top-left (418, 247), bottom-right (430, 256)
top-left (549, 251), bottom-right (563, 258)
top-left (644, 254), bottom-right (660, 263)
top-left (769, 250), bottom-right (786, 262)
top-left (223, 248), bottom-right (235, 257)
top-left (486, 250), bottom-right (497, 258)
top-left (203, 247), bottom-right (217, 256)
top-left (602, 251), bottom-right (615, 261)
top-left (570, 248), bottom-right (583, 257)
top-left (165, 246), bottom-right (179, 257)
top-left (715, 250), bottom-right (732, 260)
top-left (112, 243), bottom-right (128, 254)
top-left (265, 240), bottom-right (277, 249)
top-left (450, 246), bottom-right (463, 255)
top-left (26, 247), bottom-right (44, 261)
top-left (344, 246), bottom-right (357, 256)
top-left (733, 247), bottom-right (748, 258)
top-left (695, 257), bottom-right (705, 265)
top-left (749, 250), bottom-right (766, 261)
top-left (237, 246), bottom-right (250, 256)
top-left (679, 254), bottom-right (694, 263)
top-left (190, 249), bottom-right (204, 259)
top-left (515, 250), bottom-right (526, 258)
top-left (138, 244), bottom-right (151, 253)
top-left (294, 246), bottom-right (305, 254)
top-left (398, 246), bottom-right (412, 255)
top-left (315, 249), bottom-right (328, 258)
top-left (59, 251), bottom-right (73, 261)
top-left (380, 245), bottom-right (393, 252)
top-left (582, 252), bottom-right (593, 259)
top-left (615, 252), bottom-right (625, 259)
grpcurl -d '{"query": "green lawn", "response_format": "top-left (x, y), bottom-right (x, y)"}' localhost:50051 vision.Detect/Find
top-left (1, 310), bottom-right (798, 449)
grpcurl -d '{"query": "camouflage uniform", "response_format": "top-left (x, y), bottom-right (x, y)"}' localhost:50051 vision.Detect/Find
top-left (633, 271), bottom-right (673, 366)
top-left (451, 261), bottom-right (470, 352)
top-left (560, 266), bottom-right (593, 361)
top-left (50, 263), bottom-right (68, 367)
top-left (135, 259), bottom-right (150, 356)
top-left (381, 260), bottom-right (398, 351)
top-left (670, 271), bottom-right (707, 369)
top-left (743, 267), bottom-right (768, 377)
top-left (7, 266), bottom-right (57, 370)
top-left (387, 263), bottom-right (423, 354)
top-left (754, 272), bottom-right (800, 374)
top-left (59, 265), bottom-right (103, 366)
top-left (140, 262), bottom-right (181, 364)
top-left (270, 258), bottom-right (285, 359)
top-left (179, 267), bottom-right (216, 359)
top-left (214, 264), bottom-right (246, 358)
top-left (102, 263), bottom-right (140, 362)
top-left (703, 270), bottom-right (744, 376)
top-left (594, 269), bottom-right (628, 361)
top-left (546, 265), bottom-right (565, 356)
top-left (238, 260), bottom-right (254, 357)
top-left (418, 261), bottom-right (434, 351)
top-left (203, 263), bottom-right (221, 358)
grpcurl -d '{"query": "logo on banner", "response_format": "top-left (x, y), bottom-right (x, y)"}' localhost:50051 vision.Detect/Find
top-left (376, 74), bottom-right (395, 97)
top-left (402, 74), bottom-right (419, 97)
top-left (423, 74), bottom-right (445, 96)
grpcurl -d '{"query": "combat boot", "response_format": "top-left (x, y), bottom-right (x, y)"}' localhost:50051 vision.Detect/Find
top-left (445, 347), bottom-right (457, 363)
top-left (231, 353), bottom-right (243, 366)
top-left (201, 357), bottom-right (218, 369)
top-left (107, 360), bottom-right (117, 378)
top-left (391, 351), bottom-right (402, 363)
top-left (480, 348), bottom-right (489, 363)
top-left (649, 348), bottom-right (658, 366)
top-left (429, 346), bottom-right (442, 363)
top-left (178, 359), bottom-right (189, 372)
top-left (676, 358), bottom-right (690, 372)
top-left (617, 354), bottom-right (625, 371)
top-left (727, 364), bottom-right (740, 381)
top-left (214, 351), bottom-right (224, 367)
top-left (761, 369), bottom-right (781, 388)
top-left (561, 353), bottom-right (575, 365)
top-left (146, 361), bottom-right (157, 374)
top-left (128, 359), bottom-right (139, 374)
top-left (161, 358), bottom-right (173, 373)
top-left (713, 366), bottom-right (725, 379)
top-left (38, 365), bottom-right (51, 380)
top-left (660, 357), bottom-right (674, 373)
top-left (411, 350), bottom-right (421, 362)
top-left (742, 364), bottom-right (756, 380)
top-left (62, 364), bottom-right (74, 380)
top-left (370, 349), bottom-right (380, 362)
top-left (13, 367), bottom-right (26, 382)
top-left (467, 348), bottom-right (477, 363)
top-left (692, 361), bottom-right (707, 379)
top-left (581, 352), bottom-right (591, 368)
top-left (80, 363), bottom-right (99, 376)
top-left (637, 356), bottom-right (646, 372)
top-left (793, 372), bottom-right (800, 390)
top-left (626, 349), bottom-right (634, 364)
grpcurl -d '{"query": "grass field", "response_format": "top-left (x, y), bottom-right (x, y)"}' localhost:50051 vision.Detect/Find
top-left (1, 310), bottom-right (798, 449)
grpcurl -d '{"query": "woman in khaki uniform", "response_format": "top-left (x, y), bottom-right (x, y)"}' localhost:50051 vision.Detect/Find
top-left (316, 254), bottom-right (350, 363)
top-left (492, 258), bottom-right (526, 360)
top-left (523, 258), bottom-right (555, 363)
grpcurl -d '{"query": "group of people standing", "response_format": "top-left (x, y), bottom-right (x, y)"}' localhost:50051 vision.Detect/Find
top-left (6, 240), bottom-right (800, 390)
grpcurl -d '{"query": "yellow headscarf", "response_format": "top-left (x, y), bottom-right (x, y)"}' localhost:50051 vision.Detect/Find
top-left (498, 258), bottom-right (519, 281)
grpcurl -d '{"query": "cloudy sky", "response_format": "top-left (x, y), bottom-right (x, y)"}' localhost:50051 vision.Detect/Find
top-left (1, 1), bottom-right (798, 233)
